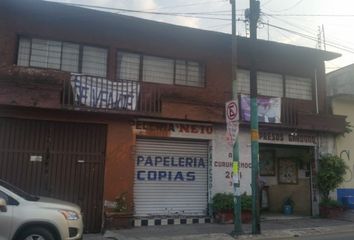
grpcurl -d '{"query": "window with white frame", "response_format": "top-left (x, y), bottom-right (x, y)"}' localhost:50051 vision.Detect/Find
top-left (236, 69), bottom-right (250, 94)
top-left (116, 51), bottom-right (205, 87)
top-left (285, 75), bottom-right (312, 100)
top-left (257, 72), bottom-right (283, 97)
top-left (17, 37), bottom-right (107, 77)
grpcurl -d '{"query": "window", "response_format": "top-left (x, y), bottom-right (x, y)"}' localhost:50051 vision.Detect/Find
top-left (257, 72), bottom-right (283, 97)
top-left (143, 56), bottom-right (174, 84)
top-left (17, 37), bottom-right (107, 77)
top-left (117, 52), bottom-right (140, 81)
top-left (285, 76), bottom-right (312, 100)
top-left (237, 69), bottom-right (250, 94)
top-left (82, 46), bottom-right (107, 77)
top-left (116, 51), bottom-right (205, 87)
top-left (175, 60), bottom-right (205, 87)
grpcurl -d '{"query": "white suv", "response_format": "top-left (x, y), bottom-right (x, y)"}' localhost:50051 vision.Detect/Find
top-left (0, 179), bottom-right (83, 240)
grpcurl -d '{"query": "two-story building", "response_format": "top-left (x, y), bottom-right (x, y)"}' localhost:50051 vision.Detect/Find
top-left (327, 64), bottom-right (354, 204)
top-left (0, 0), bottom-right (347, 233)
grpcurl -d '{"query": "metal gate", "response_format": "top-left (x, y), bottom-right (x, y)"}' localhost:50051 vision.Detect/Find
top-left (0, 118), bottom-right (106, 233)
top-left (134, 138), bottom-right (209, 217)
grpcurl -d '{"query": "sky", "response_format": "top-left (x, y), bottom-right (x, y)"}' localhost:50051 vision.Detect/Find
top-left (45, 0), bottom-right (354, 73)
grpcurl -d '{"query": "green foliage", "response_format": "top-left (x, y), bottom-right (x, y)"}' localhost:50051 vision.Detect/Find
top-left (317, 154), bottom-right (348, 201)
top-left (241, 193), bottom-right (252, 210)
top-left (212, 193), bottom-right (234, 212)
top-left (319, 198), bottom-right (342, 208)
top-left (114, 192), bottom-right (128, 212)
top-left (212, 192), bottom-right (253, 212)
top-left (283, 196), bottom-right (295, 208)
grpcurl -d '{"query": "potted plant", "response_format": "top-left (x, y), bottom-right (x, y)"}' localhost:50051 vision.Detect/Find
top-left (212, 193), bottom-right (234, 223)
top-left (317, 154), bottom-right (347, 218)
top-left (241, 193), bottom-right (252, 223)
top-left (282, 196), bottom-right (295, 215)
top-left (105, 192), bottom-right (133, 229)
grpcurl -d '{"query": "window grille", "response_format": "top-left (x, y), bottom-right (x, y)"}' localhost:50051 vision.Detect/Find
top-left (116, 51), bottom-right (205, 87)
top-left (117, 52), bottom-right (140, 81)
top-left (237, 69), bottom-right (250, 94)
top-left (257, 72), bottom-right (283, 97)
top-left (17, 37), bottom-right (107, 77)
top-left (286, 76), bottom-right (312, 100)
top-left (142, 56), bottom-right (174, 84)
top-left (82, 46), bottom-right (107, 77)
top-left (175, 60), bottom-right (205, 87)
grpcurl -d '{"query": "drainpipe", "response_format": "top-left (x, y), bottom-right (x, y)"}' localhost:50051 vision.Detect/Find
top-left (315, 69), bottom-right (319, 114)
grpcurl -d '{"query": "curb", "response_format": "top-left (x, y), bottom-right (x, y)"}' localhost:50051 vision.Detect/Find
top-left (235, 224), bottom-right (354, 239)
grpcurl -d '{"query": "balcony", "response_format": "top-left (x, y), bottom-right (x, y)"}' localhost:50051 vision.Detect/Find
top-left (62, 74), bottom-right (161, 115)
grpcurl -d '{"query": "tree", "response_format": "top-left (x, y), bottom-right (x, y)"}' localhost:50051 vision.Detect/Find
top-left (317, 154), bottom-right (348, 201)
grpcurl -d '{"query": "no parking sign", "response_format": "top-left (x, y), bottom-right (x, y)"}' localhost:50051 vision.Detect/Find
top-left (225, 100), bottom-right (239, 146)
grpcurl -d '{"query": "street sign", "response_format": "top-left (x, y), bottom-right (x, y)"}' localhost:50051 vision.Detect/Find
top-left (225, 100), bottom-right (239, 146)
top-left (226, 100), bottom-right (239, 121)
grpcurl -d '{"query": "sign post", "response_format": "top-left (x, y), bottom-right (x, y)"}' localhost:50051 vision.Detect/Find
top-left (226, 99), bottom-right (242, 235)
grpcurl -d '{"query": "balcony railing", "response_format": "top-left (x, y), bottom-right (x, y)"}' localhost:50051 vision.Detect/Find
top-left (62, 74), bottom-right (161, 114)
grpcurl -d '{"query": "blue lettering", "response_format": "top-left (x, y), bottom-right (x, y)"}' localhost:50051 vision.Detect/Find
top-left (174, 171), bottom-right (184, 181)
top-left (178, 157), bottom-right (185, 167)
top-left (198, 158), bottom-right (206, 168)
top-left (163, 157), bottom-right (170, 166)
top-left (137, 171), bottom-right (145, 180)
top-left (186, 157), bottom-right (193, 167)
top-left (155, 156), bottom-right (163, 166)
top-left (186, 172), bottom-right (195, 181)
top-left (137, 156), bottom-right (144, 166)
top-left (145, 156), bottom-right (153, 166)
top-left (158, 171), bottom-right (167, 180)
top-left (171, 157), bottom-right (178, 167)
top-left (148, 171), bottom-right (157, 180)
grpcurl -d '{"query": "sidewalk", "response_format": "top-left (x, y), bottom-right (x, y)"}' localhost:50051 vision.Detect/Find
top-left (84, 215), bottom-right (354, 240)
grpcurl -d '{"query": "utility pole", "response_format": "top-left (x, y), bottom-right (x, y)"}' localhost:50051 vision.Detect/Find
top-left (230, 0), bottom-right (242, 235)
top-left (249, 0), bottom-right (261, 235)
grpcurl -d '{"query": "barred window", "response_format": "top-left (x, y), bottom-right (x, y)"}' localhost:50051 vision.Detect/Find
top-left (82, 46), bottom-right (107, 77)
top-left (17, 37), bottom-right (107, 77)
top-left (175, 60), bottom-right (205, 87)
top-left (236, 69), bottom-right (250, 94)
top-left (117, 52), bottom-right (140, 81)
top-left (143, 56), bottom-right (174, 84)
top-left (285, 76), bottom-right (312, 100)
top-left (116, 51), bottom-right (205, 87)
top-left (257, 72), bottom-right (283, 97)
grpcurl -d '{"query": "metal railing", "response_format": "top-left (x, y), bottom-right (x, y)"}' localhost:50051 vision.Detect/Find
top-left (62, 74), bottom-right (161, 114)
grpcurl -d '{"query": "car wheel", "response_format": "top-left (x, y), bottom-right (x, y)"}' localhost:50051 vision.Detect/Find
top-left (18, 227), bottom-right (55, 240)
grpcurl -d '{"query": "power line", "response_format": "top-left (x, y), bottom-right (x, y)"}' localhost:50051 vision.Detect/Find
top-left (264, 0), bottom-right (304, 12)
top-left (58, 2), bottom-right (239, 21)
top-left (263, 22), bottom-right (354, 54)
top-left (264, 13), bottom-right (354, 17)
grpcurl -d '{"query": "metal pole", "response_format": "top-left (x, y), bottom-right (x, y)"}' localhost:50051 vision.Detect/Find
top-left (249, 0), bottom-right (261, 234)
top-left (230, 0), bottom-right (242, 235)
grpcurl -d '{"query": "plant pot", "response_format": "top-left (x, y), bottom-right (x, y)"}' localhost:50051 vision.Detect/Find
top-left (104, 211), bottom-right (133, 229)
top-left (241, 210), bottom-right (252, 224)
top-left (283, 204), bottom-right (293, 215)
top-left (214, 210), bottom-right (233, 224)
top-left (319, 206), bottom-right (344, 218)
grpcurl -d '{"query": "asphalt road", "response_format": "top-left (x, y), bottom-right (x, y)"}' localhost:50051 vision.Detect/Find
top-left (284, 231), bottom-right (354, 240)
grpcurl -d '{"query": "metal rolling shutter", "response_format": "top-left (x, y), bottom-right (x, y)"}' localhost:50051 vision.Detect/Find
top-left (134, 138), bottom-right (209, 217)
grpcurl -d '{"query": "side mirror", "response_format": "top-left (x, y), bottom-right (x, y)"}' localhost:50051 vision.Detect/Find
top-left (0, 198), bottom-right (7, 212)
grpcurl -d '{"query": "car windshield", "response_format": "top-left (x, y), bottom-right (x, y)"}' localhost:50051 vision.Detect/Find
top-left (0, 179), bottom-right (39, 201)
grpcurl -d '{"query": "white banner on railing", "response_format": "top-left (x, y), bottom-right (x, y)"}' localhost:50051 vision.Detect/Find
top-left (71, 75), bottom-right (140, 111)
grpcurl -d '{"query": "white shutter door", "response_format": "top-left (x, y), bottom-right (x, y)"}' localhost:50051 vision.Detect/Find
top-left (134, 138), bottom-right (209, 217)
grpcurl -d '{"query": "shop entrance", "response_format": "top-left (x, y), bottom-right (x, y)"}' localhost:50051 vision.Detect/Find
top-left (259, 144), bottom-right (314, 215)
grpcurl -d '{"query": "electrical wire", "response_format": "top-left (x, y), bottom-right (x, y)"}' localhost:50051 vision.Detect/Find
top-left (264, 0), bottom-right (304, 12)
top-left (263, 22), bottom-right (354, 54)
